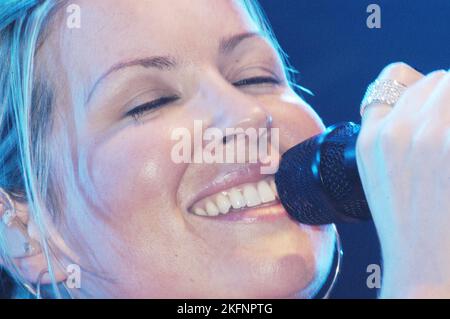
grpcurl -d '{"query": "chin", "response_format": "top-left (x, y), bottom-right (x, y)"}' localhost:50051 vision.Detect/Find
top-left (207, 247), bottom-right (325, 298)
top-left (251, 255), bottom-right (325, 299)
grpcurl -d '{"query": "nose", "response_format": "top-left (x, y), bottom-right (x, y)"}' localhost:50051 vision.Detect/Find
top-left (195, 69), bottom-right (273, 140)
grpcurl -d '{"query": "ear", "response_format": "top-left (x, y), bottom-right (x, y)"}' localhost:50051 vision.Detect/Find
top-left (0, 193), bottom-right (68, 285)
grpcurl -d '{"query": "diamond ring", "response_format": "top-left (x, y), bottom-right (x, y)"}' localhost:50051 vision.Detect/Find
top-left (360, 79), bottom-right (408, 116)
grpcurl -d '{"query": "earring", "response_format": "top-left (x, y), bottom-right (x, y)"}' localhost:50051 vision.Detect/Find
top-left (0, 188), bottom-right (17, 227)
top-left (28, 269), bottom-right (75, 299)
top-left (0, 189), bottom-right (74, 299)
top-left (19, 269), bottom-right (48, 299)
top-left (0, 188), bottom-right (42, 257)
top-left (317, 224), bottom-right (343, 299)
top-left (36, 269), bottom-right (49, 299)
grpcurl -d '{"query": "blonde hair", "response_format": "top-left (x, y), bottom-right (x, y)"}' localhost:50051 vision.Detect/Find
top-left (0, 0), bottom-right (304, 298)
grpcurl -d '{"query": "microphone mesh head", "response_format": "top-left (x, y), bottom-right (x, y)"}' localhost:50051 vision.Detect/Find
top-left (275, 135), bottom-right (337, 225)
top-left (275, 122), bottom-right (371, 225)
top-left (320, 124), bottom-right (371, 221)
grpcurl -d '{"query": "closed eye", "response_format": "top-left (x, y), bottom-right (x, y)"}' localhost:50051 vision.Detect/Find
top-left (126, 76), bottom-right (281, 120)
top-left (126, 95), bottom-right (180, 120)
top-left (233, 76), bottom-right (281, 87)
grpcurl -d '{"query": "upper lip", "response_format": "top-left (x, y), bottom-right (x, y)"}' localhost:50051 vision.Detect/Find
top-left (181, 162), bottom-right (279, 213)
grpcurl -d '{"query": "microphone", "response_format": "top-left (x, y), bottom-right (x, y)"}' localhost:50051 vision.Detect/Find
top-left (274, 122), bottom-right (372, 225)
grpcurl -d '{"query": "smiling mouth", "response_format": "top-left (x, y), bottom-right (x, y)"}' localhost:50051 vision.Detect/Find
top-left (188, 176), bottom-right (280, 217)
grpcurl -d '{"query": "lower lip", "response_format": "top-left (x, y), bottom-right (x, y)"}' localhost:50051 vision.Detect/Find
top-left (191, 202), bottom-right (290, 223)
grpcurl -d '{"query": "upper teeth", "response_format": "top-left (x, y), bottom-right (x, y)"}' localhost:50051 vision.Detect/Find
top-left (190, 176), bottom-right (278, 217)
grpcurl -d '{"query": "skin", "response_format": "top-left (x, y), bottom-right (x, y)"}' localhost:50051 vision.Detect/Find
top-left (357, 63), bottom-right (450, 298)
top-left (6, 0), bottom-right (335, 298)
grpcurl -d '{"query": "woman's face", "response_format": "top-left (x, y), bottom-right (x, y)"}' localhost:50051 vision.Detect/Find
top-left (40, 0), bottom-right (334, 298)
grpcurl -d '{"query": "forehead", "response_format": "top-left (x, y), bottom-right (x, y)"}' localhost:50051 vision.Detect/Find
top-left (45, 0), bottom-right (259, 100)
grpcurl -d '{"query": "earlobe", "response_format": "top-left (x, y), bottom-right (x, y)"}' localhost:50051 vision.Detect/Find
top-left (0, 188), bottom-right (67, 286)
top-left (0, 189), bottom-right (42, 259)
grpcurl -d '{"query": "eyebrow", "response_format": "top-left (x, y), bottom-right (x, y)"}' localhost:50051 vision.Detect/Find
top-left (85, 31), bottom-right (264, 104)
top-left (219, 31), bottom-right (263, 55)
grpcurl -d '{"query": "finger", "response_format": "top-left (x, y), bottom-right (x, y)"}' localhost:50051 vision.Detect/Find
top-left (419, 71), bottom-right (450, 121)
top-left (388, 70), bottom-right (447, 121)
top-left (361, 62), bottom-right (423, 127)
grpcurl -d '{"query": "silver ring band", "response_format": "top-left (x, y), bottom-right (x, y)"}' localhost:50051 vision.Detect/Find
top-left (360, 79), bottom-right (407, 116)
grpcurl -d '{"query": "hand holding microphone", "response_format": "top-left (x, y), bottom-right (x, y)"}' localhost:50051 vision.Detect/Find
top-left (357, 63), bottom-right (450, 298)
top-left (276, 62), bottom-right (450, 297)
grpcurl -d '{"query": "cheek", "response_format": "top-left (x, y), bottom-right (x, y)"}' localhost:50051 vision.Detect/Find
top-left (267, 92), bottom-right (325, 148)
top-left (87, 124), bottom-right (183, 219)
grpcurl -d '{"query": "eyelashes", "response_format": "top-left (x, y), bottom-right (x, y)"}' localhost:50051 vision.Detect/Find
top-left (126, 76), bottom-right (282, 121)
top-left (126, 95), bottom-right (180, 121)
top-left (232, 75), bottom-right (281, 87)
